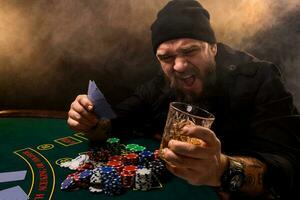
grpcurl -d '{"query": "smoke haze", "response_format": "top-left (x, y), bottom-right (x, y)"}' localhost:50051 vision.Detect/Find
top-left (0, 0), bottom-right (299, 110)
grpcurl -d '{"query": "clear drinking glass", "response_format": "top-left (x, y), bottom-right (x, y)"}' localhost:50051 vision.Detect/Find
top-left (160, 102), bottom-right (215, 150)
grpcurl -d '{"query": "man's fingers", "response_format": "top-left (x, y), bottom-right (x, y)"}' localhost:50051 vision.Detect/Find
top-left (162, 148), bottom-right (208, 167)
top-left (75, 95), bottom-right (94, 111)
top-left (71, 100), bottom-right (98, 123)
top-left (167, 140), bottom-right (216, 159)
top-left (68, 110), bottom-right (97, 127)
top-left (67, 118), bottom-right (91, 132)
top-left (182, 125), bottom-right (219, 146)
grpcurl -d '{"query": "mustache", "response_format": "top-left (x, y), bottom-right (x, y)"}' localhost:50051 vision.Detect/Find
top-left (173, 68), bottom-right (203, 80)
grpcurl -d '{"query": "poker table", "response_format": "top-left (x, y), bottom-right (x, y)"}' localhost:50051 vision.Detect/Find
top-left (0, 115), bottom-right (220, 200)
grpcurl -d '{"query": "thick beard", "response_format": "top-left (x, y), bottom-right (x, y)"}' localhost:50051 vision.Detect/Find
top-left (166, 59), bottom-right (216, 104)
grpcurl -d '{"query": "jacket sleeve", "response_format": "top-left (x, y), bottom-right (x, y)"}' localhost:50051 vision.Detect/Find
top-left (246, 63), bottom-right (300, 198)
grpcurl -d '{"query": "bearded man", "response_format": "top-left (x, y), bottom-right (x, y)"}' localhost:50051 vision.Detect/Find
top-left (67, 1), bottom-right (300, 199)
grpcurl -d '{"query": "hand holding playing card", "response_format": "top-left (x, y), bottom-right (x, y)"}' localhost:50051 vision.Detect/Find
top-left (87, 80), bottom-right (116, 120)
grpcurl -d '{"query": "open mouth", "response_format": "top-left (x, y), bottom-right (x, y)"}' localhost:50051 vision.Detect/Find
top-left (180, 75), bottom-right (195, 87)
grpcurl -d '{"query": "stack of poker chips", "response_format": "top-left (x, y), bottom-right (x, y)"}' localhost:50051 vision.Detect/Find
top-left (60, 137), bottom-right (166, 196)
top-left (120, 165), bottom-right (137, 188)
top-left (88, 148), bottom-right (110, 162)
top-left (135, 168), bottom-right (152, 191)
top-left (61, 169), bottom-right (93, 191)
top-left (145, 159), bottom-right (166, 179)
top-left (123, 153), bottom-right (139, 165)
top-left (100, 166), bottom-right (123, 196)
top-left (107, 160), bottom-right (124, 173)
top-left (106, 137), bottom-right (121, 155)
top-left (89, 167), bottom-right (102, 192)
top-left (139, 150), bottom-right (154, 165)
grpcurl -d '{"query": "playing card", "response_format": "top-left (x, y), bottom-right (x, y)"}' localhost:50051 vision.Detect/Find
top-left (87, 80), bottom-right (116, 119)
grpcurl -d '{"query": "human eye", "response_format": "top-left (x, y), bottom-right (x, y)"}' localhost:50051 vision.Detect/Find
top-left (182, 47), bottom-right (199, 56)
top-left (158, 54), bottom-right (175, 62)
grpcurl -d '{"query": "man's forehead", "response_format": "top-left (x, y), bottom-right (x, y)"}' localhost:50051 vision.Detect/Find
top-left (156, 38), bottom-right (204, 54)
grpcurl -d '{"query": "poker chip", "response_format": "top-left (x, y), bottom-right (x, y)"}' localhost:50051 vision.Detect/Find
top-left (139, 150), bottom-right (154, 165)
top-left (90, 173), bottom-right (101, 184)
top-left (89, 186), bottom-right (103, 193)
top-left (123, 153), bottom-right (139, 165)
top-left (108, 155), bottom-right (123, 162)
top-left (107, 160), bottom-right (124, 173)
top-left (146, 159), bottom-right (166, 179)
top-left (135, 168), bottom-right (152, 191)
top-left (121, 171), bottom-right (135, 188)
top-left (102, 170), bottom-right (123, 195)
top-left (122, 165), bottom-right (137, 174)
top-left (61, 176), bottom-right (76, 191)
top-left (97, 149), bottom-right (111, 162)
top-left (77, 162), bottom-right (94, 171)
top-left (106, 137), bottom-right (121, 155)
top-left (60, 137), bottom-right (166, 196)
top-left (79, 169), bottom-right (93, 181)
top-left (125, 144), bottom-right (146, 153)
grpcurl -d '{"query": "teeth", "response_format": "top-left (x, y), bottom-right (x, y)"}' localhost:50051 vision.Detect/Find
top-left (182, 76), bottom-right (195, 86)
top-left (181, 75), bottom-right (193, 79)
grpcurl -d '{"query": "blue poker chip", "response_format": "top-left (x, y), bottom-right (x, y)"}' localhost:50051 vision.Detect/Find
top-left (139, 150), bottom-right (154, 164)
top-left (61, 177), bottom-right (75, 190)
top-left (137, 165), bottom-right (145, 169)
top-left (100, 166), bottom-right (115, 174)
top-left (79, 169), bottom-right (93, 181)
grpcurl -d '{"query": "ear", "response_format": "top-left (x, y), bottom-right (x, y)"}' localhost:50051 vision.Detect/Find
top-left (210, 43), bottom-right (217, 56)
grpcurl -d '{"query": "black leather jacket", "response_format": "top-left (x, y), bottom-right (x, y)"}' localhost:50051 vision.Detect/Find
top-left (111, 43), bottom-right (300, 199)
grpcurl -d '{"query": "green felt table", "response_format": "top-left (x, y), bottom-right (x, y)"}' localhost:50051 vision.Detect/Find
top-left (0, 117), bottom-right (219, 200)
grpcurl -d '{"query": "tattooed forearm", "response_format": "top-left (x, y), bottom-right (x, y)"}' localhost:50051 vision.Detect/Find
top-left (233, 157), bottom-right (267, 196)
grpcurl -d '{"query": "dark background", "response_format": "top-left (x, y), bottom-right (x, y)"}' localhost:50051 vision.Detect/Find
top-left (0, 0), bottom-right (299, 111)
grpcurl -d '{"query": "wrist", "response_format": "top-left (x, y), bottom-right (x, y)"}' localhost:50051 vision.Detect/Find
top-left (218, 154), bottom-right (230, 186)
top-left (87, 119), bottom-right (111, 142)
top-left (220, 156), bottom-right (245, 192)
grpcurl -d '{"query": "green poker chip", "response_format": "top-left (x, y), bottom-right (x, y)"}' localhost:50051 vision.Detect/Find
top-left (125, 144), bottom-right (146, 153)
top-left (107, 137), bottom-right (120, 144)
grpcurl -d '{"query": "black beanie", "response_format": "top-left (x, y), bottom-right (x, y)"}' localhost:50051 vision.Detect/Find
top-left (151, 0), bottom-right (216, 53)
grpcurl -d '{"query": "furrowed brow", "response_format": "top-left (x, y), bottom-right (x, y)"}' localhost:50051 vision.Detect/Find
top-left (180, 44), bottom-right (202, 51)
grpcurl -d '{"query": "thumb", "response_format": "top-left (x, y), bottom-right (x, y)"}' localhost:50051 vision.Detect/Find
top-left (87, 105), bottom-right (93, 111)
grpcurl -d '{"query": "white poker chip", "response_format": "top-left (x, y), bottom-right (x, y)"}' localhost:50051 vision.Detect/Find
top-left (89, 186), bottom-right (103, 193)
top-left (59, 161), bottom-right (72, 168)
top-left (60, 154), bottom-right (90, 170)
top-left (90, 174), bottom-right (101, 184)
top-left (135, 168), bottom-right (152, 191)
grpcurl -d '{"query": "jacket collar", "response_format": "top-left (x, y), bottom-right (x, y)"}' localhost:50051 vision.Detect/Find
top-left (215, 43), bottom-right (259, 77)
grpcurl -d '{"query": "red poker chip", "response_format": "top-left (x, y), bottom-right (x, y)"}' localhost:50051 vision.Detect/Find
top-left (67, 172), bottom-right (78, 178)
top-left (109, 155), bottom-right (123, 161)
top-left (124, 153), bottom-right (139, 165)
top-left (77, 163), bottom-right (94, 171)
top-left (73, 172), bottom-right (81, 182)
top-left (122, 165), bottom-right (137, 175)
top-left (107, 161), bottom-right (124, 173)
top-left (120, 172), bottom-right (135, 188)
top-left (107, 160), bottom-right (123, 167)
top-left (125, 153), bottom-right (138, 159)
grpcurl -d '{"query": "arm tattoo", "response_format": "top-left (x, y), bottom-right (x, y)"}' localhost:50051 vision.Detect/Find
top-left (234, 157), bottom-right (267, 196)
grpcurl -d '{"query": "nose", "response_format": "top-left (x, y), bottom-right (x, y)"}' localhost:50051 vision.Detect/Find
top-left (173, 56), bottom-right (188, 73)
